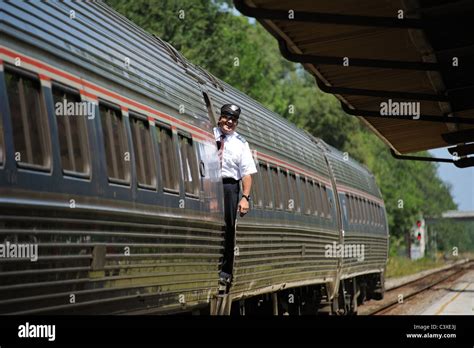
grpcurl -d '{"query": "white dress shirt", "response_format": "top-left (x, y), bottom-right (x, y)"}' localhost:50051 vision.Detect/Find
top-left (213, 127), bottom-right (257, 180)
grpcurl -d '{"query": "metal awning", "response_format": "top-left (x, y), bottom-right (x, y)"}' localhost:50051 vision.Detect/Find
top-left (234, 0), bottom-right (474, 167)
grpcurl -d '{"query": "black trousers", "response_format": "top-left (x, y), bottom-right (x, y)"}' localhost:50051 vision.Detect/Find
top-left (222, 179), bottom-right (240, 274)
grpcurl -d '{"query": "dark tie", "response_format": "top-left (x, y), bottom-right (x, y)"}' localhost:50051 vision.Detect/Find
top-left (217, 134), bottom-right (225, 166)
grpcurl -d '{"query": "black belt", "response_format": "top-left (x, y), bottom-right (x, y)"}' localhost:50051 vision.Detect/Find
top-left (223, 178), bottom-right (239, 184)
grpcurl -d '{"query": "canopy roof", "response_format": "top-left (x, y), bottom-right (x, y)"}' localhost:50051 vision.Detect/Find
top-left (234, 0), bottom-right (474, 167)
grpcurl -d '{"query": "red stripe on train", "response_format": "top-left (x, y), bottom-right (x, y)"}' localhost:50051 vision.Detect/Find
top-left (0, 47), bottom-right (213, 141)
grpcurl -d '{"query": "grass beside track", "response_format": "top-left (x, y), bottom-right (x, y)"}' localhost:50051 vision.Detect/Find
top-left (386, 256), bottom-right (446, 278)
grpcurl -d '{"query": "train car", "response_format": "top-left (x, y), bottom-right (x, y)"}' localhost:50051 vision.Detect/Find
top-left (0, 0), bottom-right (388, 315)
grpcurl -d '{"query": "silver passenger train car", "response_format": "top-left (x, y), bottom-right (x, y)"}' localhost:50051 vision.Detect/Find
top-left (0, 1), bottom-right (388, 315)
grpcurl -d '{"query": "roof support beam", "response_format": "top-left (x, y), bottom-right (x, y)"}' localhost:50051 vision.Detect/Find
top-left (442, 128), bottom-right (474, 144)
top-left (340, 103), bottom-right (474, 125)
top-left (311, 75), bottom-right (448, 101)
top-left (390, 149), bottom-right (455, 163)
top-left (447, 143), bottom-right (474, 157)
top-left (275, 39), bottom-right (448, 101)
top-left (234, 0), bottom-right (424, 28)
top-left (390, 149), bottom-right (474, 168)
top-left (278, 39), bottom-right (441, 71)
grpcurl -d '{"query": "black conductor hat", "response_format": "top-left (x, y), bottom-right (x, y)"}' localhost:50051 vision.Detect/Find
top-left (220, 104), bottom-right (241, 119)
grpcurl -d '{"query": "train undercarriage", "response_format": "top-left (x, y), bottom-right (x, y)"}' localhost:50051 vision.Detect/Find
top-left (209, 272), bottom-right (385, 315)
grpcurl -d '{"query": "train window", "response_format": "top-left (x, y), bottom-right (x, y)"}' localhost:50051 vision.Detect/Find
top-left (371, 202), bottom-right (377, 225)
top-left (322, 186), bottom-right (331, 219)
top-left (351, 196), bottom-right (356, 223)
top-left (319, 185), bottom-right (326, 218)
top-left (157, 125), bottom-right (179, 192)
top-left (355, 197), bottom-right (361, 223)
top-left (99, 103), bottom-right (130, 184)
top-left (347, 195), bottom-right (352, 223)
top-left (280, 170), bottom-right (291, 211)
top-left (367, 200), bottom-right (373, 225)
top-left (289, 173), bottom-right (301, 213)
top-left (367, 200), bottom-right (372, 225)
top-left (352, 196), bottom-right (357, 223)
top-left (179, 134), bottom-right (200, 197)
top-left (252, 169), bottom-right (263, 208)
top-left (260, 163), bottom-right (273, 208)
top-left (373, 204), bottom-right (378, 226)
top-left (307, 180), bottom-right (317, 215)
top-left (368, 201), bottom-right (373, 225)
top-left (350, 196), bottom-right (355, 222)
top-left (362, 198), bottom-right (368, 224)
top-left (375, 204), bottom-right (382, 226)
top-left (365, 199), bottom-right (370, 224)
top-left (374, 203), bottom-right (380, 226)
top-left (5, 68), bottom-right (50, 170)
top-left (52, 85), bottom-right (90, 177)
top-left (270, 167), bottom-right (282, 209)
top-left (314, 182), bottom-right (324, 217)
top-left (302, 177), bottom-right (311, 215)
top-left (361, 199), bottom-right (366, 224)
top-left (130, 115), bottom-right (156, 189)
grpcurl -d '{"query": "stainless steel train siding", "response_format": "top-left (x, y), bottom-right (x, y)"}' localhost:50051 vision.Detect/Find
top-left (324, 147), bottom-right (389, 279)
top-left (0, 0), bottom-right (224, 314)
top-left (0, 0), bottom-right (389, 314)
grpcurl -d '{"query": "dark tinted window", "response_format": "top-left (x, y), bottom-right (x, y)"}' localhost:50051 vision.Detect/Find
top-left (53, 85), bottom-right (90, 176)
top-left (270, 167), bottom-right (281, 209)
top-left (261, 163), bottom-right (273, 209)
top-left (130, 115), bottom-right (156, 189)
top-left (357, 197), bottom-right (363, 223)
top-left (280, 170), bottom-right (290, 211)
top-left (322, 186), bottom-right (331, 219)
top-left (307, 180), bottom-right (317, 215)
top-left (289, 173), bottom-right (301, 213)
top-left (314, 182), bottom-right (323, 217)
top-left (5, 68), bottom-right (50, 169)
top-left (379, 205), bottom-right (384, 226)
top-left (364, 199), bottom-right (369, 224)
top-left (252, 169), bottom-right (263, 208)
top-left (302, 177), bottom-right (312, 215)
top-left (157, 125), bottom-right (179, 192)
top-left (370, 202), bottom-right (376, 225)
top-left (99, 103), bottom-right (130, 184)
top-left (363, 198), bottom-right (368, 224)
top-left (179, 134), bottom-right (200, 196)
top-left (347, 195), bottom-right (352, 223)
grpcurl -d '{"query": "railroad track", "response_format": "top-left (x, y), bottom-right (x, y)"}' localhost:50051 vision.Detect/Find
top-left (359, 260), bottom-right (473, 315)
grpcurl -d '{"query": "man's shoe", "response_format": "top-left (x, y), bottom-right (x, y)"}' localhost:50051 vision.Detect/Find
top-left (219, 271), bottom-right (232, 284)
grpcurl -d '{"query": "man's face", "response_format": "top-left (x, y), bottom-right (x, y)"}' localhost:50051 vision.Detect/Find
top-left (219, 115), bottom-right (238, 134)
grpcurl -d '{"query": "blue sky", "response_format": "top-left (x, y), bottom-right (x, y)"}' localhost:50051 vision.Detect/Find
top-left (429, 148), bottom-right (474, 211)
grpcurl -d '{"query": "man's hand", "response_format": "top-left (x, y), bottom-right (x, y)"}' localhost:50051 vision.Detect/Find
top-left (238, 197), bottom-right (250, 217)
